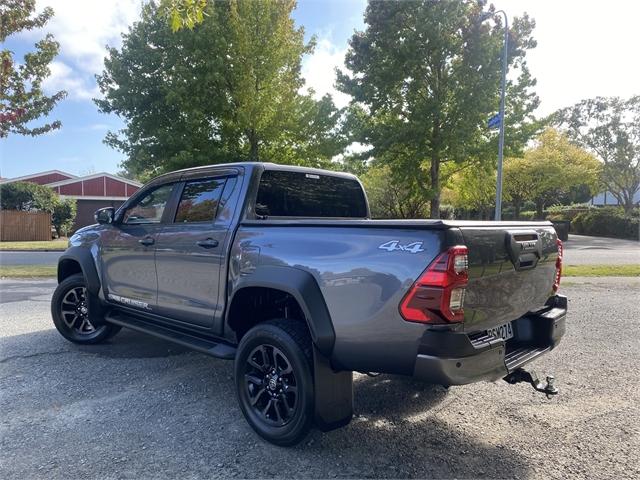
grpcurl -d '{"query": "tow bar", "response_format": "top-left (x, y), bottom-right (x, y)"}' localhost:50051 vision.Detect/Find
top-left (503, 368), bottom-right (559, 398)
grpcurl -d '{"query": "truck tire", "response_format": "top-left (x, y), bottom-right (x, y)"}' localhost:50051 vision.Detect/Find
top-left (234, 319), bottom-right (314, 446)
top-left (51, 273), bottom-right (121, 344)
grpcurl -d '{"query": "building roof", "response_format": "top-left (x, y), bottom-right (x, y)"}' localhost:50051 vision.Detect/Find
top-left (0, 170), bottom-right (141, 200)
top-left (0, 170), bottom-right (77, 184)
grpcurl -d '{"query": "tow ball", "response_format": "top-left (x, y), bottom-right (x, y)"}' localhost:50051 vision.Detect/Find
top-left (503, 368), bottom-right (559, 398)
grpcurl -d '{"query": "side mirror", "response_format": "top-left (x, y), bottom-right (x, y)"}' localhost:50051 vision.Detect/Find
top-left (95, 207), bottom-right (115, 225)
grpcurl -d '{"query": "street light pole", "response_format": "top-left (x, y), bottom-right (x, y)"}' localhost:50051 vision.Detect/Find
top-left (494, 10), bottom-right (508, 221)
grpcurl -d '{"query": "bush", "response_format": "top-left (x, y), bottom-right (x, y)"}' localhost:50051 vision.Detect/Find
top-left (546, 203), bottom-right (595, 222)
top-left (52, 198), bottom-right (77, 237)
top-left (0, 181), bottom-right (56, 212)
top-left (572, 207), bottom-right (639, 240)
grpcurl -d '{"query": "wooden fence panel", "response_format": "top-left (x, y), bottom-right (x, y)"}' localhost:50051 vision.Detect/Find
top-left (0, 211), bottom-right (52, 241)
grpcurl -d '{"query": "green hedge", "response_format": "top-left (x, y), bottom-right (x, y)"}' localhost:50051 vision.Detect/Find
top-left (572, 207), bottom-right (639, 240)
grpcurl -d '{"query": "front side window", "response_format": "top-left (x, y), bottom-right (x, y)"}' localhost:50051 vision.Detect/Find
top-left (174, 178), bottom-right (226, 223)
top-left (122, 183), bottom-right (174, 224)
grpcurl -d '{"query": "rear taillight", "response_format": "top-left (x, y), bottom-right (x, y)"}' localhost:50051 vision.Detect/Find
top-left (399, 246), bottom-right (469, 324)
top-left (553, 239), bottom-right (563, 292)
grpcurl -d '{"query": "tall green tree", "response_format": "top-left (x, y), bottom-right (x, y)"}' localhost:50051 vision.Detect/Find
top-left (504, 129), bottom-right (601, 219)
top-left (0, 0), bottom-right (66, 137)
top-left (97, 0), bottom-right (343, 179)
top-left (361, 163), bottom-right (428, 218)
top-left (445, 164), bottom-right (496, 219)
top-left (337, 0), bottom-right (540, 218)
top-left (552, 96), bottom-right (640, 215)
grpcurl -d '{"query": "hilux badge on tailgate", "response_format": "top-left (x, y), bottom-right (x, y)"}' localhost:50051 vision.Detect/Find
top-left (519, 240), bottom-right (538, 251)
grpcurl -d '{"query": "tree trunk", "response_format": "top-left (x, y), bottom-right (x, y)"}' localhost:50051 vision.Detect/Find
top-left (535, 200), bottom-right (544, 220)
top-left (514, 202), bottom-right (521, 220)
top-left (248, 129), bottom-right (259, 161)
top-left (429, 154), bottom-right (440, 219)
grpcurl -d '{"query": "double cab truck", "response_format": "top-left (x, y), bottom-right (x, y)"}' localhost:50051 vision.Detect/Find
top-left (52, 162), bottom-right (567, 445)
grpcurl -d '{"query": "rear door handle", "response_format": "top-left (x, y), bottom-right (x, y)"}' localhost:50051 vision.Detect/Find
top-left (196, 238), bottom-right (219, 249)
top-left (138, 236), bottom-right (155, 247)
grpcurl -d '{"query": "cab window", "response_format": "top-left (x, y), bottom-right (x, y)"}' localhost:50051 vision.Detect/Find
top-left (174, 178), bottom-right (226, 223)
top-left (122, 183), bottom-right (174, 224)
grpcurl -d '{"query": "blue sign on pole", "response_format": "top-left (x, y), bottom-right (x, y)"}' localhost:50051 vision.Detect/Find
top-left (488, 113), bottom-right (501, 130)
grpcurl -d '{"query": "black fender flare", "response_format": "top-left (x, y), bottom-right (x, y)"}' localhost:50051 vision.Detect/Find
top-left (228, 265), bottom-right (335, 356)
top-left (57, 246), bottom-right (106, 326)
top-left (57, 247), bottom-right (101, 294)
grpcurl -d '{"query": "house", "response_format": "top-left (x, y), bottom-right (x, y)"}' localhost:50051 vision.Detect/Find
top-left (0, 170), bottom-right (141, 231)
top-left (591, 188), bottom-right (640, 206)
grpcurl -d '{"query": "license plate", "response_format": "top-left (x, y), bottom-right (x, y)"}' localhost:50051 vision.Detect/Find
top-left (487, 322), bottom-right (514, 341)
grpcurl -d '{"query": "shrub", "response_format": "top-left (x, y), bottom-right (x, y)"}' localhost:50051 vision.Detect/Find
top-left (52, 198), bottom-right (77, 237)
top-left (546, 203), bottom-right (595, 222)
top-left (572, 207), bottom-right (639, 240)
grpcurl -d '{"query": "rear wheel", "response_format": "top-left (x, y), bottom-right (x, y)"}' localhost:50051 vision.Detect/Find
top-left (234, 319), bottom-right (314, 446)
top-left (51, 274), bottom-right (120, 344)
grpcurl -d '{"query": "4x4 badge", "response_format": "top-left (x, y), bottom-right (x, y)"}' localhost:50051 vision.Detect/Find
top-left (378, 240), bottom-right (425, 254)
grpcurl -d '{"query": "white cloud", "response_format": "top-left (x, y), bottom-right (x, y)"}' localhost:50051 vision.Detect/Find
top-left (33, 0), bottom-right (141, 73)
top-left (21, 1), bottom-right (142, 102)
top-left (301, 37), bottom-right (351, 108)
top-left (42, 61), bottom-right (99, 100)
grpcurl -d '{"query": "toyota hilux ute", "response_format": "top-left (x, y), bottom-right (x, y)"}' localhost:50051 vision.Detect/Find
top-left (52, 162), bottom-right (567, 446)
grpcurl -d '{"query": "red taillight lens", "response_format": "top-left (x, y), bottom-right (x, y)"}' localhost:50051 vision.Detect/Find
top-left (400, 246), bottom-right (469, 324)
top-left (553, 239), bottom-right (563, 292)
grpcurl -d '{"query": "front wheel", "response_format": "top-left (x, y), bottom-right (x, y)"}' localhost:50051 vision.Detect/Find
top-left (234, 319), bottom-right (314, 446)
top-left (51, 273), bottom-right (120, 344)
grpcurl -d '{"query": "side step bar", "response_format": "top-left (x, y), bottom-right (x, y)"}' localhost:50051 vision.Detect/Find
top-left (105, 311), bottom-right (236, 360)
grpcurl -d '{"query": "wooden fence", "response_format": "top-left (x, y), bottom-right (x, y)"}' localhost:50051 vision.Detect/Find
top-left (0, 210), bottom-right (52, 241)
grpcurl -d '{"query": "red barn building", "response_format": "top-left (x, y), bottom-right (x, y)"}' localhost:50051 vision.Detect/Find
top-left (1, 170), bottom-right (141, 231)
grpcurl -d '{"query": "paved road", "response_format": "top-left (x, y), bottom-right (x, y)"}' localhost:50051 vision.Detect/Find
top-left (1, 278), bottom-right (638, 479)
top-left (563, 234), bottom-right (639, 265)
top-left (0, 251), bottom-right (63, 266)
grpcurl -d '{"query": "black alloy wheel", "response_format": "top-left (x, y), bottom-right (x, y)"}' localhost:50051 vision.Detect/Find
top-left (235, 319), bottom-right (314, 446)
top-left (51, 274), bottom-right (120, 344)
top-left (244, 344), bottom-right (299, 427)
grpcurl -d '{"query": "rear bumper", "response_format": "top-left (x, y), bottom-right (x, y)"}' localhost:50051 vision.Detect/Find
top-left (412, 295), bottom-right (567, 386)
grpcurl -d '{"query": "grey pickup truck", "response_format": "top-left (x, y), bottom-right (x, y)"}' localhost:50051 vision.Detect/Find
top-left (52, 162), bottom-right (566, 445)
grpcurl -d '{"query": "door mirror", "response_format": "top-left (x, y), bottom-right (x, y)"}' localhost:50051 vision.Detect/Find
top-left (95, 207), bottom-right (115, 225)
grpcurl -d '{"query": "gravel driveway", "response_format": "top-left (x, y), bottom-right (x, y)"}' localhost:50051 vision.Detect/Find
top-left (1, 278), bottom-right (639, 479)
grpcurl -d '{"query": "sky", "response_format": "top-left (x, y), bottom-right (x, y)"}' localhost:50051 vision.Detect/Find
top-left (1, 0), bottom-right (639, 179)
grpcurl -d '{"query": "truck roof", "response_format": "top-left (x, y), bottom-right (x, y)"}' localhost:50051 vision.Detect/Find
top-left (149, 162), bottom-right (360, 184)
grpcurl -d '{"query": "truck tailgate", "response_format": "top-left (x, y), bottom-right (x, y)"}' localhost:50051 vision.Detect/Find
top-left (457, 224), bottom-right (559, 332)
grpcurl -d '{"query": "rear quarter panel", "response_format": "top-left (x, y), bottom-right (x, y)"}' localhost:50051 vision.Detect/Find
top-left (230, 224), bottom-right (446, 374)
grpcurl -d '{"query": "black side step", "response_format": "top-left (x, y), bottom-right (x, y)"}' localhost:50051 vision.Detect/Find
top-left (105, 311), bottom-right (236, 360)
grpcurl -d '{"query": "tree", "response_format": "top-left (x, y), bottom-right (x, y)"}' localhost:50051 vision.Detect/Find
top-left (361, 164), bottom-right (428, 218)
top-left (445, 164), bottom-right (496, 219)
top-left (0, 181), bottom-right (56, 211)
top-left (337, 0), bottom-right (540, 218)
top-left (159, 0), bottom-right (207, 31)
top-left (552, 96), bottom-right (640, 215)
top-left (52, 198), bottom-right (76, 237)
top-left (97, 1), bottom-right (343, 179)
top-left (0, 0), bottom-right (66, 137)
top-left (503, 129), bottom-right (601, 219)
top-left (502, 156), bottom-right (531, 219)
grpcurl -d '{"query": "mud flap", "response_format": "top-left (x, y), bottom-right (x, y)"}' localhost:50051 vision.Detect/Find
top-left (313, 345), bottom-right (353, 431)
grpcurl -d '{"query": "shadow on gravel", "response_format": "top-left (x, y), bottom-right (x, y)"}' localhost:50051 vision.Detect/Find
top-left (1, 329), bottom-right (529, 479)
top-left (76, 329), bottom-right (191, 359)
top-left (289, 374), bottom-right (531, 478)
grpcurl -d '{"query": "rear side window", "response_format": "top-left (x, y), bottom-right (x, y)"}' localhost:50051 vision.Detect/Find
top-left (175, 178), bottom-right (226, 223)
top-left (255, 170), bottom-right (367, 218)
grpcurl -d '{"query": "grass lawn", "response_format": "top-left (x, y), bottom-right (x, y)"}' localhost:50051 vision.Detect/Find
top-left (0, 265), bottom-right (57, 278)
top-left (563, 264), bottom-right (640, 277)
top-left (0, 239), bottom-right (67, 251)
